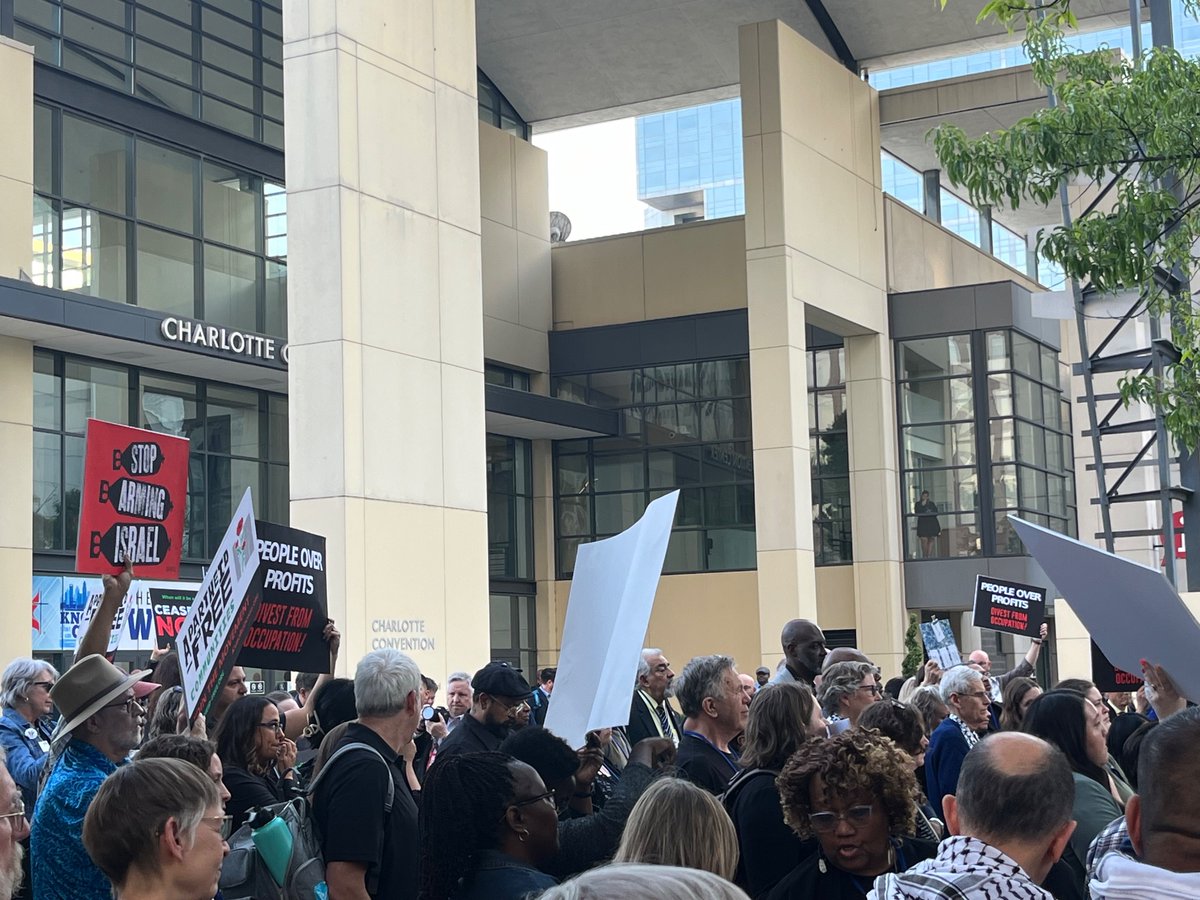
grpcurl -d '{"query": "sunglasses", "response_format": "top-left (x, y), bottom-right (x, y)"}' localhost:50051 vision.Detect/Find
top-left (102, 696), bottom-right (145, 715)
top-left (808, 804), bottom-right (873, 833)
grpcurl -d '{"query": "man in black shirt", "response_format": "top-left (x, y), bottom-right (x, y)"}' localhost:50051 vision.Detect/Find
top-left (313, 648), bottom-right (423, 900)
top-left (432, 662), bottom-right (532, 764)
top-left (673, 654), bottom-right (751, 794)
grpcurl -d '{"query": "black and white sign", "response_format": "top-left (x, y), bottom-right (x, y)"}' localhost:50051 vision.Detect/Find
top-left (972, 575), bottom-right (1046, 638)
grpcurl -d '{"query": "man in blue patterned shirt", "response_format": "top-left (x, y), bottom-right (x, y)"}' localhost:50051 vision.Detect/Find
top-left (30, 654), bottom-right (158, 900)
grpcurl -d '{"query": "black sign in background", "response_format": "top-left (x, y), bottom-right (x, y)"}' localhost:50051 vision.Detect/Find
top-left (238, 521), bottom-right (329, 674)
top-left (1090, 640), bottom-right (1144, 693)
top-left (972, 575), bottom-right (1046, 638)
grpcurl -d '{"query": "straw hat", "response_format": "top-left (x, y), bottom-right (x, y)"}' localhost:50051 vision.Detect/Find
top-left (50, 654), bottom-right (159, 741)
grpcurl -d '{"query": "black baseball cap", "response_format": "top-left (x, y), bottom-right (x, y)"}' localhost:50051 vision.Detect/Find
top-left (472, 661), bottom-right (532, 700)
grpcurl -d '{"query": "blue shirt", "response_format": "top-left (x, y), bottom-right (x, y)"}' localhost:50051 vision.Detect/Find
top-left (924, 717), bottom-right (973, 821)
top-left (454, 850), bottom-right (557, 900)
top-left (31, 738), bottom-right (123, 900)
top-left (0, 706), bottom-right (53, 812)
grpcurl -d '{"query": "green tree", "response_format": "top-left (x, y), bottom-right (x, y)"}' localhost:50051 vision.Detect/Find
top-left (902, 612), bottom-right (924, 677)
top-left (934, 0), bottom-right (1200, 449)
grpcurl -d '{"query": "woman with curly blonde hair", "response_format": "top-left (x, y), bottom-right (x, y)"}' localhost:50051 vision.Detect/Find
top-left (765, 730), bottom-right (938, 899)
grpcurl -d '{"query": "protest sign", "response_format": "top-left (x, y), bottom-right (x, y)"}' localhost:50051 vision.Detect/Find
top-left (544, 491), bottom-right (679, 748)
top-left (972, 574), bottom-right (1046, 638)
top-left (74, 578), bottom-right (198, 653)
top-left (75, 419), bottom-right (189, 579)
top-left (176, 488), bottom-right (262, 720)
top-left (238, 522), bottom-right (329, 674)
top-left (1010, 516), bottom-right (1200, 701)
top-left (1091, 640), bottom-right (1143, 693)
top-left (920, 618), bottom-right (962, 669)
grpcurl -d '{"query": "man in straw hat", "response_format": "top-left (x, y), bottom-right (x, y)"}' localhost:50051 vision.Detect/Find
top-left (30, 653), bottom-right (160, 900)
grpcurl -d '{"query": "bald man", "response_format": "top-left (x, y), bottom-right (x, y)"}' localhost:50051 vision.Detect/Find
top-left (767, 619), bottom-right (827, 689)
top-left (968, 622), bottom-right (1050, 702)
top-left (871, 732), bottom-right (1076, 898)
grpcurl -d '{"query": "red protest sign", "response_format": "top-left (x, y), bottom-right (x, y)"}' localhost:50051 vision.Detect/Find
top-left (75, 419), bottom-right (189, 579)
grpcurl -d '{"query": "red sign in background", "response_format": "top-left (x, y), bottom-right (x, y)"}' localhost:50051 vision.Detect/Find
top-left (75, 419), bottom-right (189, 580)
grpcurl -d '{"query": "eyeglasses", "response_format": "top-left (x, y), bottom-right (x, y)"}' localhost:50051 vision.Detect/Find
top-left (102, 696), bottom-right (144, 715)
top-left (0, 798), bottom-right (26, 825)
top-left (500, 790), bottom-right (556, 822)
top-left (256, 720), bottom-right (284, 733)
top-left (808, 804), bottom-right (874, 833)
top-left (958, 691), bottom-right (991, 702)
top-left (857, 684), bottom-right (883, 696)
top-left (30, 681), bottom-right (54, 690)
top-left (201, 815), bottom-right (233, 840)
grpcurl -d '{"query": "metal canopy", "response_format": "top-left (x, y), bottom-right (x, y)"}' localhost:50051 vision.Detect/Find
top-left (476, 0), bottom-right (1136, 128)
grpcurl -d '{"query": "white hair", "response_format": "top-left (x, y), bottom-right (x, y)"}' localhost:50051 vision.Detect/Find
top-left (635, 648), bottom-right (663, 687)
top-left (446, 671), bottom-right (472, 686)
top-left (540, 863), bottom-right (750, 900)
top-left (354, 650), bottom-right (421, 717)
top-left (1, 657), bottom-right (58, 709)
top-left (939, 665), bottom-right (983, 704)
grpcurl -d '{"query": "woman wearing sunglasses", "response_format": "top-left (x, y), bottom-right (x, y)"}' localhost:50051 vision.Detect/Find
top-left (766, 730), bottom-right (937, 900)
top-left (419, 751), bottom-right (559, 900)
top-left (213, 696), bottom-right (299, 829)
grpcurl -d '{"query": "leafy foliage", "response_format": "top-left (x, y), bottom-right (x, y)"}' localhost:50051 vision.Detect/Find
top-left (902, 612), bottom-right (924, 678)
top-left (934, 0), bottom-right (1200, 449)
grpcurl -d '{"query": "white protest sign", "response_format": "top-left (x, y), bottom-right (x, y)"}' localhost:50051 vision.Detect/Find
top-left (544, 490), bottom-right (679, 749)
top-left (76, 579), bottom-right (165, 653)
top-left (1010, 516), bottom-right (1200, 701)
top-left (177, 488), bottom-right (261, 719)
top-left (919, 618), bottom-right (962, 670)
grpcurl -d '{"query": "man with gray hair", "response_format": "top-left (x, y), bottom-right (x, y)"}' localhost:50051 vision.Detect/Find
top-left (0, 748), bottom-right (27, 900)
top-left (313, 649), bottom-right (422, 900)
top-left (672, 655), bottom-right (750, 794)
top-left (818, 660), bottom-right (881, 735)
top-left (925, 665), bottom-right (992, 820)
top-left (442, 671), bottom-right (473, 739)
top-left (871, 732), bottom-right (1076, 899)
top-left (625, 648), bottom-right (682, 747)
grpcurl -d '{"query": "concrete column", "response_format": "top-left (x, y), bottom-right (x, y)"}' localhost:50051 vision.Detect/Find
top-left (530, 437), bottom-right (560, 667)
top-left (740, 20), bottom-right (889, 660)
top-left (1025, 230), bottom-right (1040, 281)
top-left (0, 38), bottom-right (34, 664)
top-left (283, 2), bottom-right (490, 676)
top-left (846, 334), bottom-right (906, 675)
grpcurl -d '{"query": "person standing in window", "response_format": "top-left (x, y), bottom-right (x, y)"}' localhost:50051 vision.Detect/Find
top-left (914, 491), bottom-right (941, 558)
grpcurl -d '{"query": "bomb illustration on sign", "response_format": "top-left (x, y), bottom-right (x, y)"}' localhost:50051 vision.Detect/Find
top-left (76, 420), bottom-right (190, 580)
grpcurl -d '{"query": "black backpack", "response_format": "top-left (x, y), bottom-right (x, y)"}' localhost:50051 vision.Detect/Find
top-left (218, 742), bottom-right (396, 900)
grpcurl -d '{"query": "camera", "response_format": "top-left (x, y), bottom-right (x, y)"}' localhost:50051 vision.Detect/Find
top-left (422, 705), bottom-right (450, 722)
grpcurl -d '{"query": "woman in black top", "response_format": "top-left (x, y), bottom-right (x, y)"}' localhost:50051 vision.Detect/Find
top-left (914, 491), bottom-right (941, 558)
top-left (214, 694), bottom-right (301, 828)
top-left (725, 682), bottom-right (824, 897)
top-left (766, 730), bottom-right (937, 900)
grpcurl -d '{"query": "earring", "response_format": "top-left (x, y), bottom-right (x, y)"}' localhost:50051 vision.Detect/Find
top-left (517, 830), bottom-right (528, 843)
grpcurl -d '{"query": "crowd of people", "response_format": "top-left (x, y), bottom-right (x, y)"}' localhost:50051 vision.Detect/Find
top-left (0, 565), bottom-right (1196, 900)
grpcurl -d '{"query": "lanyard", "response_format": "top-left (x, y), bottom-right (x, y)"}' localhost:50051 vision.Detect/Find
top-left (682, 730), bottom-right (739, 774)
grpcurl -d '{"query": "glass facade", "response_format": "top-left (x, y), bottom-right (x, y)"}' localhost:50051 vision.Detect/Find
top-left (897, 331), bottom-right (1075, 559)
top-left (552, 359), bottom-right (755, 576)
top-left (31, 102), bottom-right (287, 336)
top-left (11, 0), bottom-right (285, 148)
top-left (881, 151), bottom-right (923, 213)
top-left (478, 68), bottom-right (528, 140)
top-left (33, 349), bottom-right (288, 562)
top-left (636, 98), bottom-right (745, 227)
top-left (486, 434), bottom-right (536, 673)
top-left (809, 347), bottom-right (852, 564)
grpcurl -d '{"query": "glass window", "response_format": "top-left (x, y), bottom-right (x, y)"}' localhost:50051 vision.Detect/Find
top-left (1012, 333), bottom-right (1040, 379)
top-left (487, 436), bottom-right (533, 580)
top-left (34, 104), bottom-right (53, 195)
top-left (31, 196), bottom-right (57, 288)
top-left (62, 207), bottom-right (129, 301)
top-left (899, 335), bottom-right (972, 380)
top-left (904, 468), bottom-right (978, 515)
top-left (136, 226), bottom-right (195, 316)
top-left (203, 244), bottom-right (257, 332)
top-left (902, 422), bottom-right (976, 469)
top-left (135, 70), bottom-right (198, 117)
top-left (15, 0), bottom-right (60, 31)
top-left (136, 140), bottom-right (197, 232)
top-left (901, 377), bottom-right (974, 424)
top-left (62, 10), bottom-right (127, 60)
top-left (206, 386), bottom-right (260, 457)
top-left (985, 330), bottom-right (1010, 371)
top-left (34, 352), bottom-right (61, 430)
top-left (203, 162), bottom-right (259, 251)
top-left (136, 36), bottom-right (192, 82)
top-left (62, 116), bottom-right (129, 213)
top-left (62, 43), bottom-right (130, 90)
top-left (64, 359), bottom-right (129, 435)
